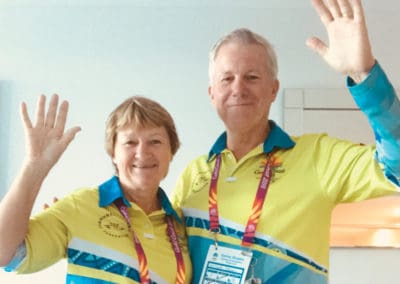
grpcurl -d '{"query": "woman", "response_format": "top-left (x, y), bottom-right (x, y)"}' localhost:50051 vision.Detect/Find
top-left (0, 94), bottom-right (192, 283)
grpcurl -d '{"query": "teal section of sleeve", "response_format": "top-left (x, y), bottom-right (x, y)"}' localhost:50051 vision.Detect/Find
top-left (3, 242), bottom-right (27, 272)
top-left (348, 62), bottom-right (400, 186)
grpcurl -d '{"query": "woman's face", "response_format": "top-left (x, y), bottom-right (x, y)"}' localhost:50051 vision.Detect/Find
top-left (112, 124), bottom-right (172, 193)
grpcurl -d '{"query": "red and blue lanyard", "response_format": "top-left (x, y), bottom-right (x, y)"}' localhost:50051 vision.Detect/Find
top-left (114, 199), bottom-right (186, 284)
top-left (209, 153), bottom-right (273, 247)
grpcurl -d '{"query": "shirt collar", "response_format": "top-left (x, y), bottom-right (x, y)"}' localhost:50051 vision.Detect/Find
top-left (207, 120), bottom-right (295, 160)
top-left (98, 176), bottom-right (182, 223)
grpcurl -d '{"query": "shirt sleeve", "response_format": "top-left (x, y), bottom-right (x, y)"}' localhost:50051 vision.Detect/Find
top-left (1, 209), bottom-right (69, 274)
top-left (348, 61), bottom-right (400, 187)
top-left (2, 242), bottom-right (27, 272)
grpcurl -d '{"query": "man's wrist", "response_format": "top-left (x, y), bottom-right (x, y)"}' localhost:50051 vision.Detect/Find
top-left (348, 59), bottom-right (377, 84)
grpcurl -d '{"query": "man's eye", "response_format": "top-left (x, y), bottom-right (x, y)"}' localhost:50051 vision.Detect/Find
top-left (151, 140), bottom-right (162, 145)
top-left (247, 75), bottom-right (259, 80)
top-left (221, 77), bottom-right (233, 82)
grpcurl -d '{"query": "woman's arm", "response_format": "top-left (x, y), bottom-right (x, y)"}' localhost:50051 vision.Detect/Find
top-left (0, 94), bottom-right (80, 266)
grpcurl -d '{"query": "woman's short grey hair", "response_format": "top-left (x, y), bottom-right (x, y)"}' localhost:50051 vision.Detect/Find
top-left (208, 28), bottom-right (278, 83)
top-left (105, 96), bottom-right (180, 159)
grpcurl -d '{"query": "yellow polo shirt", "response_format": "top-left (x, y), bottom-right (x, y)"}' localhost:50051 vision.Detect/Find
top-left (9, 176), bottom-right (192, 283)
top-left (172, 131), bottom-right (397, 284)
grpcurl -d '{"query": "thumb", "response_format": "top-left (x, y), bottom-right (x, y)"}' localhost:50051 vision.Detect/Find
top-left (306, 37), bottom-right (328, 58)
top-left (62, 126), bottom-right (82, 147)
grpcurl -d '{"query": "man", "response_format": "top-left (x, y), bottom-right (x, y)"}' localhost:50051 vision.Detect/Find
top-left (172, 0), bottom-right (400, 283)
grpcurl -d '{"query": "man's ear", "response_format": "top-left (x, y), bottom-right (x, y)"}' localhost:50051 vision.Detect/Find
top-left (271, 79), bottom-right (280, 102)
top-left (208, 85), bottom-right (216, 106)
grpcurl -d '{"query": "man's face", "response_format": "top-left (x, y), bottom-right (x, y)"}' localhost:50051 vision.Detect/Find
top-left (208, 42), bottom-right (279, 132)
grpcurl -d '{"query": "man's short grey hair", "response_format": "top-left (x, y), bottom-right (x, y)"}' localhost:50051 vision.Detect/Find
top-left (208, 28), bottom-right (278, 83)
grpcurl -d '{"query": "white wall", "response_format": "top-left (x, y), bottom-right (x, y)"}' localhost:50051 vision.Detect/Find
top-left (1, 0), bottom-right (400, 283)
top-left (330, 248), bottom-right (400, 284)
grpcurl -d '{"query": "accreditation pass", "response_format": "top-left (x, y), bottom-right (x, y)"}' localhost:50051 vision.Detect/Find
top-left (199, 245), bottom-right (253, 284)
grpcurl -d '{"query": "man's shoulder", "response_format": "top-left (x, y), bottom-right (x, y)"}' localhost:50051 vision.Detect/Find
top-left (290, 132), bottom-right (329, 145)
top-left (184, 153), bottom-right (210, 168)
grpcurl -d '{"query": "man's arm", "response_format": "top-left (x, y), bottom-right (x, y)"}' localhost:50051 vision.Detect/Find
top-left (349, 63), bottom-right (400, 186)
top-left (307, 0), bottom-right (400, 186)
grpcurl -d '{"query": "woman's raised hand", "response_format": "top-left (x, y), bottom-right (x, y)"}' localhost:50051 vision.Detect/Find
top-left (20, 94), bottom-right (81, 175)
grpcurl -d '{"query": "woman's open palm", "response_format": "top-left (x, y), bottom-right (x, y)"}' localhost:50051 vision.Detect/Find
top-left (20, 94), bottom-right (81, 175)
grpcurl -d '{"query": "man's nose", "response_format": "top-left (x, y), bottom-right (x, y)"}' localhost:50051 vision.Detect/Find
top-left (231, 77), bottom-right (246, 96)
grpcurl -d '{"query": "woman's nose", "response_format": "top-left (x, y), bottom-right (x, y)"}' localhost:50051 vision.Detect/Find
top-left (134, 142), bottom-right (150, 158)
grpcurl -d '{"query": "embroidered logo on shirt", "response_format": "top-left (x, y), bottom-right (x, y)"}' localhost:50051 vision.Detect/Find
top-left (98, 212), bottom-right (129, 238)
top-left (192, 171), bottom-right (211, 192)
top-left (254, 154), bottom-right (284, 182)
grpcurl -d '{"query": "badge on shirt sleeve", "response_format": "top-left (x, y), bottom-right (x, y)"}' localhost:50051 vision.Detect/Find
top-left (199, 245), bottom-right (253, 284)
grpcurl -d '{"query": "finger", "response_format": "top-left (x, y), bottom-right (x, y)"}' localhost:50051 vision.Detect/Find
top-left (35, 95), bottom-right (46, 126)
top-left (306, 37), bottom-right (328, 58)
top-left (34, 95), bottom-right (46, 127)
top-left (337, 0), bottom-right (353, 18)
top-left (54, 100), bottom-right (69, 134)
top-left (43, 197), bottom-right (59, 210)
top-left (351, 0), bottom-right (365, 22)
top-left (326, 0), bottom-right (342, 18)
top-left (311, 0), bottom-right (334, 25)
top-left (45, 94), bottom-right (59, 128)
top-left (20, 102), bottom-right (33, 129)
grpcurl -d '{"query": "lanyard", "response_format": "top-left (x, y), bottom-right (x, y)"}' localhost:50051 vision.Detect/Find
top-left (114, 198), bottom-right (186, 284)
top-left (209, 153), bottom-right (273, 247)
